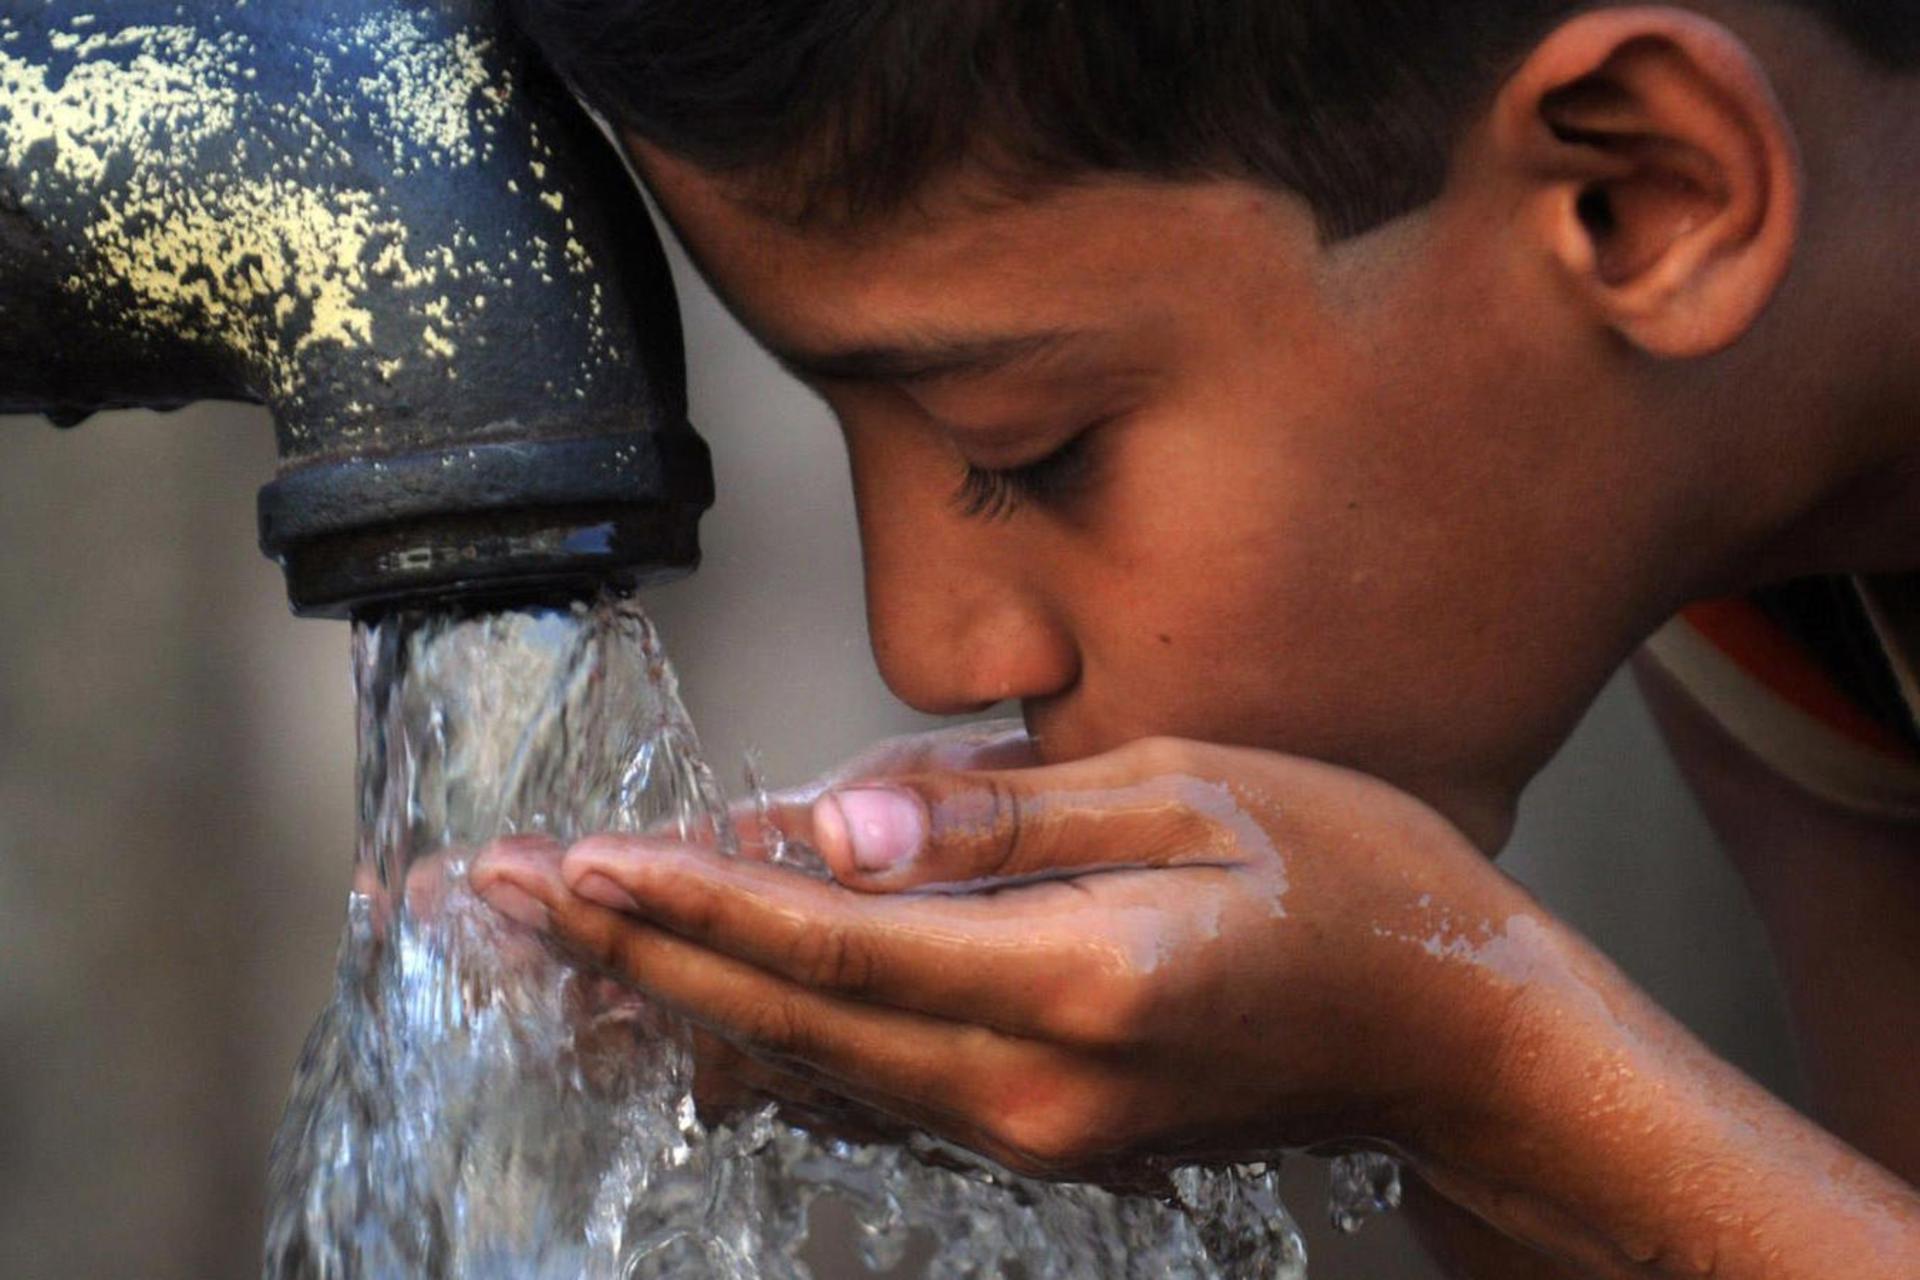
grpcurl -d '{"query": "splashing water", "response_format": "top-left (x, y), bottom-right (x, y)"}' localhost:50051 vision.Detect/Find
top-left (263, 596), bottom-right (1311, 1278)
top-left (1327, 1153), bottom-right (1403, 1235)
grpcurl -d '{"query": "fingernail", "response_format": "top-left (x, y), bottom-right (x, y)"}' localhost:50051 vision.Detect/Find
top-left (479, 883), bottom-right (550, 932)
top-left (573, 872), bottom-right (638, 913)
top-left (828, 787), bottom-right (925, 872)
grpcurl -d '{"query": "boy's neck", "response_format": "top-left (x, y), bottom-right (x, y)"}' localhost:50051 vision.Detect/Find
top-left (1726, 66), bottom-right (1920, 587)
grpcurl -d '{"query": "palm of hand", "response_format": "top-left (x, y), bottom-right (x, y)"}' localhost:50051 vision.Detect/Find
top-left (475, 730), bottom-right (1538, 1181)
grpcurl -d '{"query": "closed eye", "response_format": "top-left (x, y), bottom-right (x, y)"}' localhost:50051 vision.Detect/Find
top-left (951, 430), bottom-right (1098, 520)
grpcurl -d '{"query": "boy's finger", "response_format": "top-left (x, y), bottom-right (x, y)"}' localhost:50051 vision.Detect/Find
top-left (809, 747), bottom-right (1254, 891)
top-left (550, 837), bottom-right (1136, 1035)
top-left (469, 858), bottom-right (980, 1146)
top-left (823, 719), bottom-right (1037, 786)
top-left (473, 852), bottom-right (1024, 1130)
top-left (689, 1028), bottom-right (840, 1121)
top-left (690, 1030), bottom-right (924, 1150)
top-left (725, 720), bottom-right (1038, 863)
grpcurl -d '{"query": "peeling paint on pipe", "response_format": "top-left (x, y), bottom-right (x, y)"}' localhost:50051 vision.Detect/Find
top-left (0, 0), bottom-right (712, 618)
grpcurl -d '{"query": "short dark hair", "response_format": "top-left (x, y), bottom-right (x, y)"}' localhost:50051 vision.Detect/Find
top-left (510, 1), bottom-right (1919, 240)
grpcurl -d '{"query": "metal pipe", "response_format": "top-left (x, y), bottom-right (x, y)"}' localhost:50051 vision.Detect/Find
top-left (0, 0), bottom-right (713, 617)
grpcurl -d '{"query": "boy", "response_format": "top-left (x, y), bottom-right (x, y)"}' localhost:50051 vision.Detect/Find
top-left (473, 3), bottom-right (1920, 1275)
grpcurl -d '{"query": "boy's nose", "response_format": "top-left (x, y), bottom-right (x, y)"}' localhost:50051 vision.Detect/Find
top-left (865, 560), bottom-right (1081, 718)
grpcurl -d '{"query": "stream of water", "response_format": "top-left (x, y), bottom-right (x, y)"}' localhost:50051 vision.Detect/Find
top-left (261, 596), bottom-right (1316, 1278)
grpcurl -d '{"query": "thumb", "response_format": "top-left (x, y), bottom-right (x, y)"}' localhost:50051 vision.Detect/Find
top-left (724, 721), bottom-right (1040, 864)
top-left (812, 743), bottom-right (1253, 891)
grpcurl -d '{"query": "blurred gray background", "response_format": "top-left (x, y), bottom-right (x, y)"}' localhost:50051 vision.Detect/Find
top-left (0, 230), bottom-right (1802, 1277)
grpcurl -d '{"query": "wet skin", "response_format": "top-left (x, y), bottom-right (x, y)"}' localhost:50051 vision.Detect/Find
top-left (476, 8), bottom-right (1920, 1278)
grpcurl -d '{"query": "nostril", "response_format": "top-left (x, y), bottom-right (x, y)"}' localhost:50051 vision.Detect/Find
top-left (902, 631), bottom-right (1079, 721)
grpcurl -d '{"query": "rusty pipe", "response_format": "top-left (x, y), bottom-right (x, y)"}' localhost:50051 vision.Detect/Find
top-left (0, 0), bottom-right (713, 617)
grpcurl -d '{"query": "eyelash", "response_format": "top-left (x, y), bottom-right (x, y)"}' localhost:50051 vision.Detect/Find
top-left (952, 431), bottom-right (1098, 520)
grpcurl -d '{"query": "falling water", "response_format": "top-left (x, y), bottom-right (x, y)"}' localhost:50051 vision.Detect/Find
top-left (262, 596), bottom-right (1311, 1278)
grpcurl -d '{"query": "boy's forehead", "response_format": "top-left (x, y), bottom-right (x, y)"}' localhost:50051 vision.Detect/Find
top-left (629, 136), bottom-right (1321, 353)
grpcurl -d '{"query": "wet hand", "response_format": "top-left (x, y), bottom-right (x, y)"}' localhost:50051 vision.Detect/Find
top-left (473, 734), bottom-right (1551, 1180)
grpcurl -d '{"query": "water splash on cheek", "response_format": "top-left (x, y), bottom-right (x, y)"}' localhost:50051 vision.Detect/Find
top-left (263, 598), bottom-right (1310, 1279)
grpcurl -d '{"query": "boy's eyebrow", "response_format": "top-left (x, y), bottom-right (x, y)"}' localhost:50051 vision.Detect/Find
top-left (767, 330), bottom-right (1080, 384)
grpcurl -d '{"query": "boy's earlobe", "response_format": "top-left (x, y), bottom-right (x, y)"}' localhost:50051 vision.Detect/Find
top-left (1492, 8), bottom-right (1802, 359)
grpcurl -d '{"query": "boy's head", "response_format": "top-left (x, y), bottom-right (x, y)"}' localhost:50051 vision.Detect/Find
top-left (513, 1), bottom-right (1920, 847)
top-left (514, 0), bottom-right (1916, 235)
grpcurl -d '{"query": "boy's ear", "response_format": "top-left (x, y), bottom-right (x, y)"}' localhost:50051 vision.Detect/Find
top-left (1488, 7), bottom-right (1802, 358)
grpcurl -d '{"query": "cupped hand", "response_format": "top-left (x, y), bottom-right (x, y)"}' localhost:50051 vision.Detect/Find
top-left (472, 732), bottom-right (1556, 1181)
